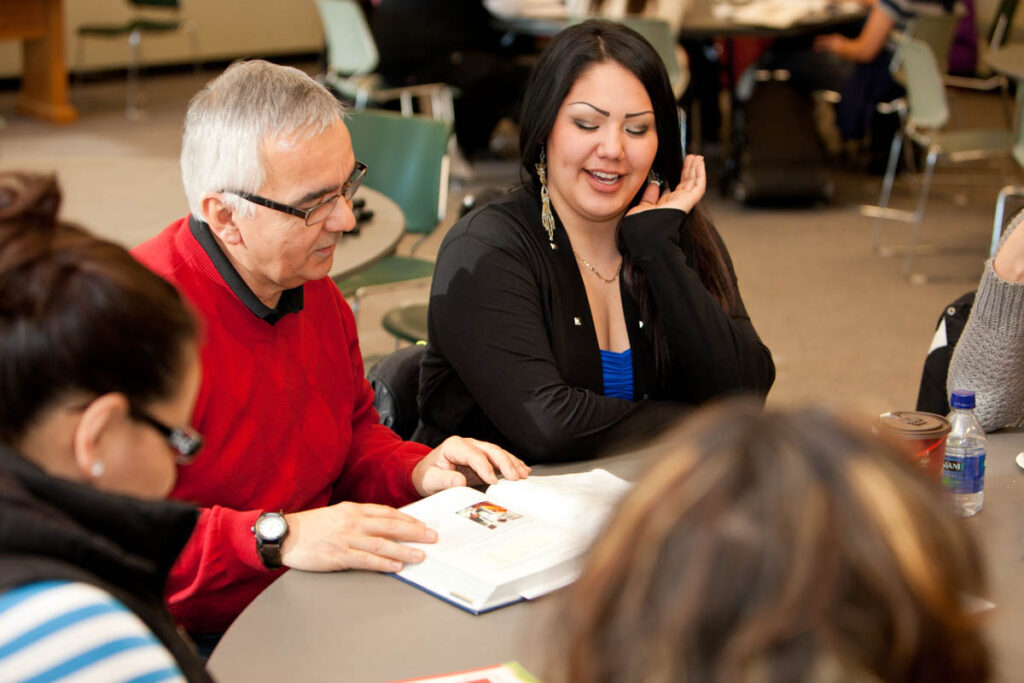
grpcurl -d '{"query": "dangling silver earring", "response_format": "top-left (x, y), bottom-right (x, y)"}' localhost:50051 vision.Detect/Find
top-left (535, 147), bottom-right (557, 250)
top-left (90, 461), bottom-right (105, 478)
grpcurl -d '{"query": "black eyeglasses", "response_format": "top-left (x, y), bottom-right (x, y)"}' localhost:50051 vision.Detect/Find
top-left (225, 161), bottom-right (367, 227)
top-left (130, 409), bottom-right (204, 465)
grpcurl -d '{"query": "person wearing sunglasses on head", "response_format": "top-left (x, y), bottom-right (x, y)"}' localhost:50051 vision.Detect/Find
top-left (132, 59), bottom-right (528, 651)
top-left (0, 172), bottom-right (211, 681)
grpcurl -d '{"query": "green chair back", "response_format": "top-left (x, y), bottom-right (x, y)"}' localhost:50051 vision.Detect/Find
top-left (345, 108), bottom-right (452, 235)
top-left (315, 0), bottom-right (379, 78)
top-left (894, 35), bottom-right (950, 131)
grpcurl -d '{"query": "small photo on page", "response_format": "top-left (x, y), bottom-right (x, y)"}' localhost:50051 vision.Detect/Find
top-left (457, 502), bottom-right (522, 530)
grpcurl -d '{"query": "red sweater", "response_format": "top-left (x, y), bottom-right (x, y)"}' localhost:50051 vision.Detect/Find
top-left (133, 216), bottom-right (429, 634)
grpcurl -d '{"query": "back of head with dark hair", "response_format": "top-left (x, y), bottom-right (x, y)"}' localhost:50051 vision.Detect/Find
top-left (557, 401), bottom-right (989, 683)
top-left (0, 172), bottom-right (198, 445)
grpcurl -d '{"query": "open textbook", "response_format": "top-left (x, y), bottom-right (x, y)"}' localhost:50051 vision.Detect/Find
top-left (393, 469), bottom-right (632, 614)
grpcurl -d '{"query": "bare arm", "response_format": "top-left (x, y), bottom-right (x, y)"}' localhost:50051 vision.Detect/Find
top-left (815, 5), bottom-right (894, 63)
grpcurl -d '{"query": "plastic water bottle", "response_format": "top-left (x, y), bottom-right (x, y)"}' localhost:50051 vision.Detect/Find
top-left (944, 390), bottom-right (986, 517)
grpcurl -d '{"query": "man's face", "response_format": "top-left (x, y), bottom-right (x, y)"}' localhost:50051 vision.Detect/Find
top-left (229, 119), bottom-right (358, 301)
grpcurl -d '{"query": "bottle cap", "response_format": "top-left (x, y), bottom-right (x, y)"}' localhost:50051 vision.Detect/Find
top-left (950, 390), bottom-right (976, 410)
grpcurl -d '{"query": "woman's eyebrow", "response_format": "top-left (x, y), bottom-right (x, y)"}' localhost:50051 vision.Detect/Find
top-left (568, 101), bottom-right (609, 116)
top-left (567, 101), bottom-right (654, 119)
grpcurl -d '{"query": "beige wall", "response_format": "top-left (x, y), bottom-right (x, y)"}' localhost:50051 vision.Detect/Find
top-left (0, 0), bottom-right (324, 79)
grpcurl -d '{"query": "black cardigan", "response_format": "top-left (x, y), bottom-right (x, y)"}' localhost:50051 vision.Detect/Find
top-left (416, 187), bottom-right (775, 462)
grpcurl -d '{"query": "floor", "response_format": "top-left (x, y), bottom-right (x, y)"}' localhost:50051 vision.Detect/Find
top-left (1, 63), bottom-right (1020, 424)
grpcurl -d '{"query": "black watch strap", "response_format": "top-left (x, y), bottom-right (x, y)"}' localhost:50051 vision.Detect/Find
top-left (257, 538), bottom-right (284, 570)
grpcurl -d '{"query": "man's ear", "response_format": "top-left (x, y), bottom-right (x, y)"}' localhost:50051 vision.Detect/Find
top-left (72, 393), bottom-right (130, 484)
top-left (201, 193), bottom-right (244, 246)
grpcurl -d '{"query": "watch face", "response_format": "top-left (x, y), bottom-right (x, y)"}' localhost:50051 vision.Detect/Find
top-left (257, 514), bottom-right (287, 541)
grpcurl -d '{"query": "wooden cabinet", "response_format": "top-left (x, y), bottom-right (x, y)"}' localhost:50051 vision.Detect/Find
top-left (0, 0), bottom-right (78, 123)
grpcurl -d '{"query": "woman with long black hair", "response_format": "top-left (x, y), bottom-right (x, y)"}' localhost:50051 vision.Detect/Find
top-left (417, 20), bottom-right (774, 462)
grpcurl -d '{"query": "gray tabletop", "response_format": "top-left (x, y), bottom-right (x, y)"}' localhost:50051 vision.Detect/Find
top-left (207, 449), bottom-right (652, 682)
top-left (963, 429), bottom-right (1024, 683)
top-left (208, 433), bottom-right (1024, 683)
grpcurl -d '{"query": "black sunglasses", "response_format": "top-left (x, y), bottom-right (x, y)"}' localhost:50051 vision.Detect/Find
top-left (131, 409), bottom-right (204, 465)
top-left (225, 161), bottom-right (367, 227)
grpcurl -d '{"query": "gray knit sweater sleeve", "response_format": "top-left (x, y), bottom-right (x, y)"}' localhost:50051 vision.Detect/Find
top-left (947, 211), bottom-right (1024, 431)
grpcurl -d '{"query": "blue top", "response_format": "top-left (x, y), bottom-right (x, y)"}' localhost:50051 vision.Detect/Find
top-left (600, 348), bottom-right (634, 401)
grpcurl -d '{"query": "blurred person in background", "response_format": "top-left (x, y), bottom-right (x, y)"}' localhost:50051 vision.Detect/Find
top-left (367, 0), bottom-right (533, 159)
top-left (748, 0), bottom-right (955, 171)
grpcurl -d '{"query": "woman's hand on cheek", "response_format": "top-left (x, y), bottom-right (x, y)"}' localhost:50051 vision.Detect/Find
top-left (627, 155), bottom-right (706, 216)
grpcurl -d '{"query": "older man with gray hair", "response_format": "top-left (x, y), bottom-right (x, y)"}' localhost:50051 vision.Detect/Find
top-left (134, 60), bottom-right (528, 644)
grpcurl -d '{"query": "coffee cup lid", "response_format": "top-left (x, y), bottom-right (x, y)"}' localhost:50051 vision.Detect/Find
top-left (875, 411), bottom-right (950, 439)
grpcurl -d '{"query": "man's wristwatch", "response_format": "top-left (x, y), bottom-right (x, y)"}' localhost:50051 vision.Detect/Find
top-left (252, 512), bottom-right (289, 569)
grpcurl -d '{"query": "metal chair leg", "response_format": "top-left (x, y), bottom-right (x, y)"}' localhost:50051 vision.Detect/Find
top-left (126, 27), bottom-right (143, 119)
top-left (186, 19), bottom-right (201, 75)
top-left (399, 91), bottom-right (414, 116)
top-left (75, 34), bottom-right (86, 82)
top-left (678, 106), bottom-right (687, 156)
top-left (903, 146), bottom-right (939, 279)
top-left (351, 291), bottom-right (362, 324)
top-left (872, 128), bottom-right (905, 250)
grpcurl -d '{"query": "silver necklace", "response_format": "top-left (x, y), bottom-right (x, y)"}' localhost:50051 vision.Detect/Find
top-left (573, 250), bottom-right (621, 283)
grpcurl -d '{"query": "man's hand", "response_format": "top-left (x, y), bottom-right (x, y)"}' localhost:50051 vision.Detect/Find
top-left (411, 436), bottom-right (530, 497)
top-left (280, 502), bottom-right (436, 573)
top-left (628, 155), bottom-right (706, 216)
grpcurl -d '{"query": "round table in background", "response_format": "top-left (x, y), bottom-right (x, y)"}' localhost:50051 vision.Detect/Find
top-left (331, 186), bottom-right (406, 281)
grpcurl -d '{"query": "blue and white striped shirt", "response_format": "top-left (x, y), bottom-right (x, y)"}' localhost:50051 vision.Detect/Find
top-left (0, 580), bottom-right (185, 683)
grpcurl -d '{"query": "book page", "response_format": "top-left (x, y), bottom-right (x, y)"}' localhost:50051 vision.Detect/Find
top-left (486, 469), bottom-right (632, 542)
top-left (395, 471), bottom-right (633, 610)
top-left (400, 487), bottom-right (584, 585)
